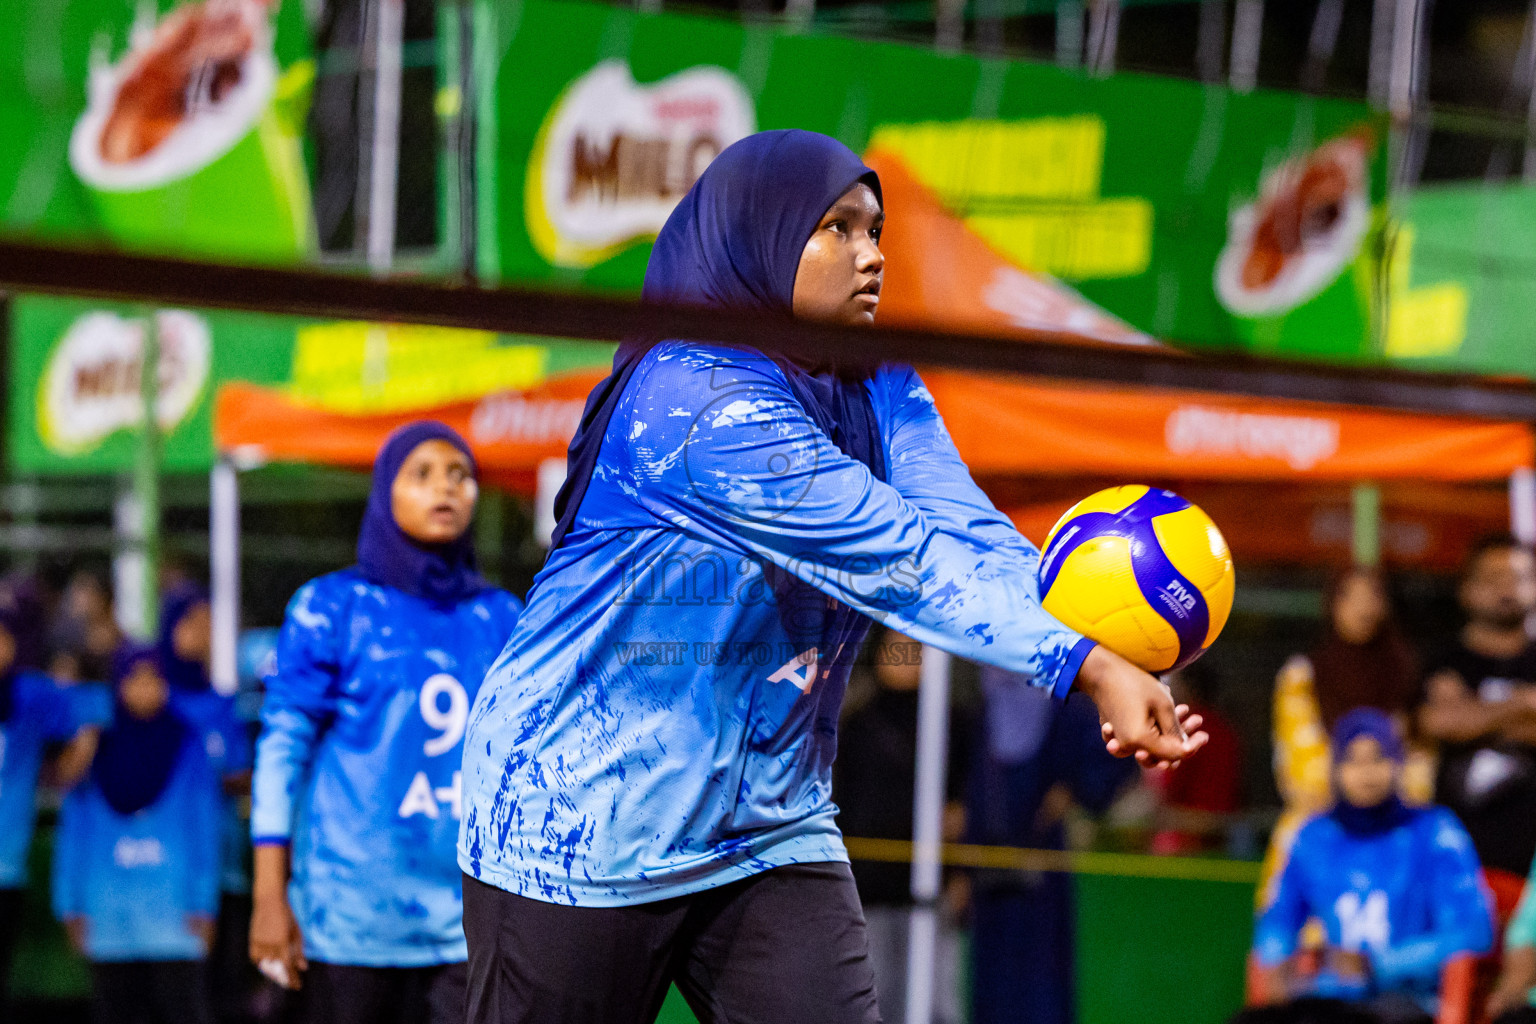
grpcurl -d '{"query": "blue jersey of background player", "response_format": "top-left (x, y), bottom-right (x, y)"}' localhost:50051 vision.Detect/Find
top-left (53, 643), bottom-right (222, 1024)
top-left (0, 594), bottom-right (105, 1012)
top-left (1248, 709), bottom-right (1493, 1020)
top-left (457, 129), bottom-right (1205, 1024)
top-left (249, 421), bottom-right (522, 1024)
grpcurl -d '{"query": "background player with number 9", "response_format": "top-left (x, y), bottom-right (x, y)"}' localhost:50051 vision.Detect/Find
top-left (248, 421), bottom-right (522, 1024)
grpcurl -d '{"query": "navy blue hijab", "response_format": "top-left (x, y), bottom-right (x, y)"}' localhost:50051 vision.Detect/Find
top-left (357, 420), bottom-right (487, 605)
top-left (94, 643), bottom-right (191, 817)
top-left (1329, 707), bottom-right (1414, 836)
top-left (548, 129), bottom-right (887, 553)
top-left (158, 583), bottom-right (211, 692)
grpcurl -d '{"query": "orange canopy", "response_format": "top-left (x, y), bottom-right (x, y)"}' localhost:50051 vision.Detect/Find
top-left (922, 369), bottom-right (1534, 483)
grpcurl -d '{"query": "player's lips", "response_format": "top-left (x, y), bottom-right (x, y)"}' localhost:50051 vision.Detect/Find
top-left (852, 280), bottom-right (881, 306)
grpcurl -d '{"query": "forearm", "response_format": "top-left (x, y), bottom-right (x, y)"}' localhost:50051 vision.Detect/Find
top-left (51, 729), bottom-right (100, 789)
top-left (1418, 699), bottom-right (1532, 743)
top-left (253, 843), bottom-right (291, 904)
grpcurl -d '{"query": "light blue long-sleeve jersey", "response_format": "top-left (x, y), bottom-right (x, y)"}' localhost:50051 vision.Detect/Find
top-left (0, 673), bottom-right (108, 889)
top-left (1254, 807), bottom-right (1494, 1002)
top-left (459, 342), bottom-right (1093, 907)
top-left (173, 690), bottom-right (255, 894)
top-left (51, 733), bottom-right (221, 962)
top-left (251, 571), bottom-right (522, 967)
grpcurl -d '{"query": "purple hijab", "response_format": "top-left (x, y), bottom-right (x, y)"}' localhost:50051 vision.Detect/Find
top-left (547, 129), bottom-right (887, 554)
top-left (1329, 708), bottom-right (1414, 836)
top-left (93, 643), bottom-right (191, 816)
top-left (356, 420), bottom-right (487, 605)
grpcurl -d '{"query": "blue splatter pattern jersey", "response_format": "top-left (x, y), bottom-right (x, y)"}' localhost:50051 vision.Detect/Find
top-left (458, 342), bottom-right (1094, 907)
top-left (1254, 807), bottom-right (1493, 1002)
top-left (252, 570), bottom-right (522, 966)
top-left (0, 673), bottom-right (108, 888)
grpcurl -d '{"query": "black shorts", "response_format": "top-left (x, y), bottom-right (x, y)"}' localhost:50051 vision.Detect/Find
top-left (462, 861), bottom-right (882, 1024)
top-left (301, 960), bottom-right (467, 1024)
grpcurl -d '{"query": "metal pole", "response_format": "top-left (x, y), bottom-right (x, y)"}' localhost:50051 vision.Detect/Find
top-left (1522, 0), bottom-right (1536, 181)
top-left (1351, 482), bottom-right (1382, 568)
top-left (904, 643), bottom-right (952, 1024)
top-left (124, 312), bottom-right (161, 641)
top-left (366, 0), bottom-right (404, 276)
top-left (1086, 0), bottom-right (1120, 76)
top-left (1229, 0), bottom-right (1263, 93)
top-left (533, 457), bottom-right (567, 549)
top-left (1196, 0), bottom-right (1226, 84)
top-left (1301, 0), bottom-right (1344, 94)
top-left (1512, 468), bottom-right (1536, 545)
top-left (1056, 1), bottom-right (1085, 69)
top-left (1367, 0), bottom-right (1395, 109)
top-left (936, 0), bottom-right (964, 55)
top-left (210, 460), bottom-right (240, 697)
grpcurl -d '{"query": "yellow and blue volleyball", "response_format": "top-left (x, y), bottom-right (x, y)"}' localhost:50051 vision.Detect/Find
top-left (1038, 486), bottom-right (1235, 674)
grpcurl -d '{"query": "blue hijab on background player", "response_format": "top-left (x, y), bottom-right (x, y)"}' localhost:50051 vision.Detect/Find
top-left (549, 129), bottom-right (888, 553)
top-left (356, 420), bottom-right (486, 605)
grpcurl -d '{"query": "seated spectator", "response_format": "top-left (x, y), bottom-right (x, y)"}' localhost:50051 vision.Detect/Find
top-left (1264, 568), bottom-right (1426, 899)
top-left (1487, 848), bottom-right (1536, 1023)
top-left (1418, 535), bottom-right (1536, 883)
top-left (1242, 710), bottom-right (1494, 1024)
top-left (0, 596), bottom-right (104, 1014)
top-left (1151, 662), bottom-right (1243, 855)
top-left (52, 644), bottom-right (221, 1024)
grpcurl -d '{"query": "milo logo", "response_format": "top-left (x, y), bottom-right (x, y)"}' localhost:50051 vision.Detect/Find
top-left (38, 310), bottom-right (211, 456)
top-left (527, 60), bottom-right (754, 268)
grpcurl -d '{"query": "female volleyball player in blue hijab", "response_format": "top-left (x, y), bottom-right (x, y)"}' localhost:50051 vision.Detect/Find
top-left (457, 129), bottom-right (1204, 1023)
top-left (248, 421), bottom-right (522, 1024)
top-left (1247, 709), bottom-right (1492, 1024)
top-left (53, 643), bottom-right (221, 1024)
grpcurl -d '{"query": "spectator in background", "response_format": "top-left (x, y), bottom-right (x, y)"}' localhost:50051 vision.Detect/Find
top-left (1265, 568), bottom-right (1425, 898)
top-left (834, 626), bottom-right (975, 1024)
top-left (53, 644), bottom-right (221, 1024)
top-left (1417, 535), bottom-right (1536, 882)
top-left (49, 569), bottom-right (124, 684)
top-left (1150, 662), bottom-right (1243, 855)
top-left (159, 582), bottom-right (260, 1023)
top-left (1244, 710), bottom-right (1492, 1024)
top-left (0, 595), bottom-right (104, 1013)
top-left (965, 669), bottom-right (1138, 1024)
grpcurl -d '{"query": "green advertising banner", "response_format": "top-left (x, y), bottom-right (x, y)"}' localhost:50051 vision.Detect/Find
top-left (6, 294), bottom-right (617, 476)
top-left (0, 0), bottom-right (319, 263)
top-left (474, 0), bottom-right (1388, 361)
top-left (1381, 182), bottom-right (1536, 379)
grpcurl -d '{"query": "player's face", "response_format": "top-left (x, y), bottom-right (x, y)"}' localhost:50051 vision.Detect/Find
top-left (1461, 546), bottom-right (1536, 630)
top-left (172, 600), bottom-right (212, 663)
top-left (391, 439), bottom-right (478, 545)
top-left (791, 183), bottom-right (885, 326)
top-left (1331, 571), bottom-right (1386, 645)
top-left (120, 661), bottom-right (170, 720)
top-left (1335, 735), bottom-right (1397, 809)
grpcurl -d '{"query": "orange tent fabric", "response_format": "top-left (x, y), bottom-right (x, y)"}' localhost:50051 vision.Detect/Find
top-left (922, 369), bottom-right (1534, 483)
top-left (214, 372), bottom-right (608, 490)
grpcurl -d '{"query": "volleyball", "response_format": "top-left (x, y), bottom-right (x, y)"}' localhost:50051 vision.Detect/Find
top-left (1038, 486), bottom-right (1235, 674)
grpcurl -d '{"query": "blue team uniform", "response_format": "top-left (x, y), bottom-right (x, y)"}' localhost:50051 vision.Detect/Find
top-left (51, 731), bottom-right (222, 961)
top-left (0, 672), bottom-right (107, 889)
top-left (251, 570), bottom-right (522, 967)
top-left (174, 689), bottom-right (254, 894)
top-left (459, 342), bottom-right (1094, 907)
top-left (1254, 807), bottom-right (1494, 1004)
